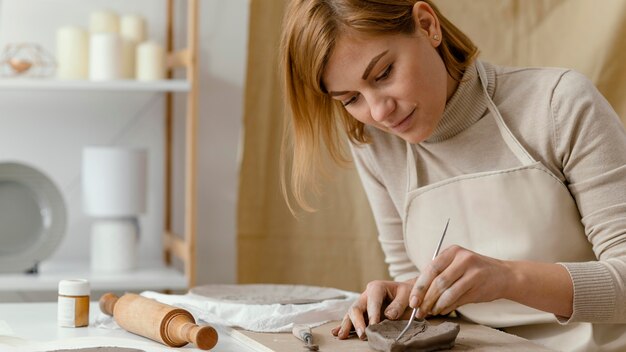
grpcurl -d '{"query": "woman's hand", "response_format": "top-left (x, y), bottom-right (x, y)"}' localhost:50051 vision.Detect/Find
top-left (331, 279), bottom-right (415, 340)
top-left (409, 245), bottom-right (513, 319)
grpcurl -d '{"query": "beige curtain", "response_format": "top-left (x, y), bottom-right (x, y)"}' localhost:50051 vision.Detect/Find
top-left (237, 0), bottom-right (389, 292)
top-left (237, 0), bottom-right (626, 292)
top-left (435, 0), bottom-right (626, 119)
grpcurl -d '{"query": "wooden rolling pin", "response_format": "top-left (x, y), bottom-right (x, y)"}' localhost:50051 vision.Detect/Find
top-left (100, 292), bottom-right (218, 350)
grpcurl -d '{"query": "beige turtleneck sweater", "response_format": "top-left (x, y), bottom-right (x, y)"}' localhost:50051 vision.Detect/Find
top-left (350, 60), bottom-right (626, 326)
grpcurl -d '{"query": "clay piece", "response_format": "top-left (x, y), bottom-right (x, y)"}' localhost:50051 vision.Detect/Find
top-left (366, 320), bottom-right (460, 352)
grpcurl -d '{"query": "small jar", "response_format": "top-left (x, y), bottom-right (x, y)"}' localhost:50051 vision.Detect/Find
top-left (58, 279), bottom-right (90, 327)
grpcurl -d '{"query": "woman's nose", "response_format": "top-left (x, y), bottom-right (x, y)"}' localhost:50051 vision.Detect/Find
top-left (369, 94), bottom-right (395, 123)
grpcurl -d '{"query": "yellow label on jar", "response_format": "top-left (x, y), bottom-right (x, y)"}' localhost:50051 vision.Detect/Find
top-left (58, 295), bottom-right (89, 327)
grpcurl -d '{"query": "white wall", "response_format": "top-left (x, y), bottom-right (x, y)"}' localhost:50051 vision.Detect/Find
top-left (191, 0), bottom-right (248, 285)
top-left (0, 0), bottom-right (247, 287)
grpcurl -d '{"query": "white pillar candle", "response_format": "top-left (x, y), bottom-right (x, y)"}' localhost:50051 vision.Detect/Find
top-left (120, 15), bottom-right (146, 43)
top-left (119, 14), bottom-right (146, 79)
top-left (121, 38), bottom-right (136, 79)
top-left (89, 33), bottom-right (123, 81)
top-left (135, 41), bottom-right (165, 81)
top-left (90, 10), bottom-right (119, 33)
top-left (56, 26), bottom-right (88, 80)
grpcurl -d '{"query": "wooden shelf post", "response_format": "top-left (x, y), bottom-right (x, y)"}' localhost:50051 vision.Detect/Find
top-left (163, 0), bottom-right (199, 288)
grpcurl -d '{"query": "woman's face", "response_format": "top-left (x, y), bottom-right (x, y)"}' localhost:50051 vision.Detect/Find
top-left (322, 4), bottom-right (457, 143)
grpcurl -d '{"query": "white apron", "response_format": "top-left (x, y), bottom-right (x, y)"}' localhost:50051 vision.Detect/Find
top-left (402, 61), bottom-right (625, 351)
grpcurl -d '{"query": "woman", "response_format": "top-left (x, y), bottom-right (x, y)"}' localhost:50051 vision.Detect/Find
top-left (280, 1), bottom-right (626, 351)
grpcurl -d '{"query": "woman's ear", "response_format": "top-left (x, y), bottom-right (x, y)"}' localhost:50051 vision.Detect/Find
top-left (412, 1), bottom-right (442, 46)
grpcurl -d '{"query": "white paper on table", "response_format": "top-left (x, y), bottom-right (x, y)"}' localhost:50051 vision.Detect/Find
top-left (93, 310), bottom-right (122, 330)
top-left (0, 321), bottom-right (14, 336)
top-left (141, 288), bottom-right (359, 333)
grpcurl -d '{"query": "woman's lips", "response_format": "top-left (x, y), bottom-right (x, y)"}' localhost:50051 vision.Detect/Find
top-left (389, 108), bottom-right (415, 133)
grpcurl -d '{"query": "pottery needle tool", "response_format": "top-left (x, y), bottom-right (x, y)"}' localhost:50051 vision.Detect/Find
top-left (395, 218), bottom-right (450, 342)
top-left (292, 324), bottom-right (319, 351)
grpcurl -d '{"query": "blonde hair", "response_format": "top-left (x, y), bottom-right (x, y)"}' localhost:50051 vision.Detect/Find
top-left (280, 0), bottom-right (478, 212)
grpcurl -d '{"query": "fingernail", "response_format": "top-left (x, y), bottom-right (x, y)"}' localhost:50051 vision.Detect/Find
top-left (338, 328), bottom-right (344, 336)
top-left (410, 296), bottom-right (419, 308)
top-left (386, 308), bottom-right (398, 319)
top-left (356, 328), bottom-right (364, 338)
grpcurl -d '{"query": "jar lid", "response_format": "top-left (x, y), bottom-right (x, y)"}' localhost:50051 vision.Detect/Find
top-left (58, 279), bottom-right (90, 296)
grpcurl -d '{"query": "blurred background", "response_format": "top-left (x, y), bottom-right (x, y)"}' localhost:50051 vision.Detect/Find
top-left (1, 0), bottom-right (624, 301)
top-left (237, 0), bottom-right (626, 292)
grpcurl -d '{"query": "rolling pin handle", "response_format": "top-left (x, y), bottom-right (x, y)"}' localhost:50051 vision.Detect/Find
top-left (99, 292), bottom-right (119, 316)
top-left (179, 322), bottom-right (219, 350)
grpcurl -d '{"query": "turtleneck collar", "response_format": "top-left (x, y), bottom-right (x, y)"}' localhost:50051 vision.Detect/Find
top-left (425, 60), bottom-right (496, 143)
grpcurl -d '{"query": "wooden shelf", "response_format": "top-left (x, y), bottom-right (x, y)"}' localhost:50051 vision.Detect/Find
top-left (0, 0), bottom-right (199, 292)
top-left (0, 261), bottom-right (187, 292)
top-left (0, 78), bottom-right (190, 92)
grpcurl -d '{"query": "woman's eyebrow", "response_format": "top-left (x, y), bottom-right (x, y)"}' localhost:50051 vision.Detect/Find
top-left (327, 49), bottom-right (389, 96)
top-left (329, 90), bottom-right (349, 97)
top-left (362, 50), bottom-right (389, 80)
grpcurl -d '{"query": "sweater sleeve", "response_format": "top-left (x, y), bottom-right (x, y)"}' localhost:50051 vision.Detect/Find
top-left (552, 70), bottom-right (626, 324)
top-left (349, 142), bottom-right (419, 282)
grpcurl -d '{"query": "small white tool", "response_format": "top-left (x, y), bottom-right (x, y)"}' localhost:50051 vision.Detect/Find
top-left (395, 218), bottom-right (450, 342)
top-left (292, 324), bottom-right (319, 351)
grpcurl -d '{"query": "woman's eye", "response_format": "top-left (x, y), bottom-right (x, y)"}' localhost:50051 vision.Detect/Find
top-left (375, 64), bottom-right (393, 81)
top-left (343, 93), bottom-right (360, 107)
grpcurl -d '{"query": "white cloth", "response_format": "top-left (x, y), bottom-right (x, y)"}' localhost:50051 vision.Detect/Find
top-left (140, 288), bottom-right (359, 333)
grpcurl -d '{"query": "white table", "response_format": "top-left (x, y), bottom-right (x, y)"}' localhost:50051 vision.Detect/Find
top-left (0, 302), bottom-right (258, 352)
top-left (0, 302), bottom-right (554, 352)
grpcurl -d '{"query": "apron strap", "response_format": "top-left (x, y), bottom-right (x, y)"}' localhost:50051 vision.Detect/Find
top-left (406, 61), bottom-right (537, 193)
top-left (476, 61), bottom-right (536, 166)
top-left (406, 142), bottom-right (418, 193)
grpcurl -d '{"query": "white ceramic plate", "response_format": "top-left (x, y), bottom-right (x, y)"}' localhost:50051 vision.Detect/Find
top-left (189, 284), bottom-right (349, 305)
top-left (0, 162), bottom-right (66, 273)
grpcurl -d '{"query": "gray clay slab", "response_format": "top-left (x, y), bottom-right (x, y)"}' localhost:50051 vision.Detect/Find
top-left (366, 320), bottom-right (460, 352)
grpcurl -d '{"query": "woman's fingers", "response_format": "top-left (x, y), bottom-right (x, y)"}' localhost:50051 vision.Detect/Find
top-left (336, 313), bottom-right (354, 339)
top-left (409, 245), bottom-right (458, 309)
top-left (347, 293), bottom-right (368, 340)
top-left (335, 291), bottom-right (366, 339)
top-left (430, 275), bottom-right (472, 316)
top-left (409, 245), bottom-right (510, 319)
top-left (365, 280), bottom-right (391, 325)
top-left (335, 279), bottom-right (417, 340)
top-left (384, 282), bottom-right (411, 320)
top-left (418, 253), bottom-right (465, 318)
